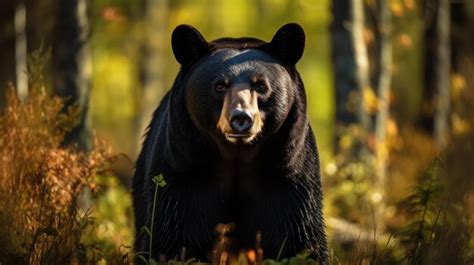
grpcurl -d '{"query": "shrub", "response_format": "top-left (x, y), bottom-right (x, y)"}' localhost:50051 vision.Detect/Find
top-left (0, 86), bottom-right (111, 264)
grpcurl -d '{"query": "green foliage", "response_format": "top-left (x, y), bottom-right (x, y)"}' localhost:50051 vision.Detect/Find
top-left (397, 159), bottom-right (444, 264)
top-left (81, 174), bottom-right (134, 264)
top-left (325, 125), bottom-right (378, 226)
top-left (395, 155), bottom-right (474, 265)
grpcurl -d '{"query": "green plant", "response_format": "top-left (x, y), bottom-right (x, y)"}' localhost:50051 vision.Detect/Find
top-left (136, 175), bottom-right (167, 265)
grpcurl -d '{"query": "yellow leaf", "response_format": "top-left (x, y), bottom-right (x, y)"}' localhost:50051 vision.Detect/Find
top-left (363, 28), bottom-right (375, 46)
top-left (387, 118), bottom-right (399, 136)
top-left (339, 134), bottom-right (353, 150)
top-left (363, 87), bottom-right (378, 114)
top-left (398, 33), bottom-right (413, 48)
top-left (404, 0), bottom-right (415, 11)
top-left (452, 114), bottom-right (470, 135)
top-left (451, 73), bottom-right (466, 100)
top-left (390, 0), bottom-right (404, 16)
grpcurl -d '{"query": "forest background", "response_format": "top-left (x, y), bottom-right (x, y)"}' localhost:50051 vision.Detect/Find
top-left (0, 0), bottom-right (473, 264)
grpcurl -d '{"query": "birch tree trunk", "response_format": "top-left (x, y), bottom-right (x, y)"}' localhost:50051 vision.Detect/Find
top-left (374, 0), bottom-right (392, 234)
top-left (14, 1), bottom-right (27, 101)
top-left (434, 0), bottom-right (451, 148)
top-left (52, 0), bottom-right (92, 151)
top-left (331, 0), bottom-right (371, 151)
top-left (352, 0), bottom-right (371, 134)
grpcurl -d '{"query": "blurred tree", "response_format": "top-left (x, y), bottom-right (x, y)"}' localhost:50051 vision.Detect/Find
top-left (331, 0), bottom-right (371, 151)
top-left (14, 0), bottom-right (27, 100)
top-left (0, 0), bottom-right (15, 107)
top-left (419, 0), bottom-right (438, 134)
top-left (137, 0), bottom-right (169, 153)
top-left (52, 0), bottom-right (92, 151)
top-left (451, 0), bottom-right (474, 73)
top-left (329, 0), bottom-right (385, 242)
top-left (420, 0), bottom-right (451, 148)
top-left (374, 0), bottom-right (393, 234)
top-left (330, 0), bottom-right (397, 235)
top-left (450, 1), bottom-right (474, 140)
top-left (433, 0), bottom-right (451, 149)
top-left (25, 0), bottom-right (56, 57)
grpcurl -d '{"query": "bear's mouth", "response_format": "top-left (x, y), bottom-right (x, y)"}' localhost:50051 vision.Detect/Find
top-left (226, 133), bottom-right (251, 139)
top-left (224, 133), bottom-right (257, 144)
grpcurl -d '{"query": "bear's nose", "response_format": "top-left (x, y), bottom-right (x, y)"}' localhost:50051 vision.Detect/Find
top-left (229, 109), bottom-right (253, 134)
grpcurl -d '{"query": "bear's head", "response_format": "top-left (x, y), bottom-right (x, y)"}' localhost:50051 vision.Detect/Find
top-left (172, 23), bottom-right (305, 149)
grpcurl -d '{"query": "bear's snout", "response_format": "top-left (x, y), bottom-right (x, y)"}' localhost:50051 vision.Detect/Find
top-left (216, 89), bottom-right (263, 144)
top-left (220, 107), bottom-right (262, 143)
top-left (229, 109), bottom-right (253, 134)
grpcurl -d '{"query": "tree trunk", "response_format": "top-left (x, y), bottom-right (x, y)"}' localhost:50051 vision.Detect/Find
top-left (137, 0), bottom-right (168, 153)
top-left (14, 1), bottom-right (27, 101)
top-left (434, 0), bottom-right (451, 148)
top-left (0, 0), bottom-right (15, 107)
top-left (331, 0), bottom-right (371, 151)
top-left (450, 0), bottom-right (474, 74)
top-left (420, 0), bottom-right (452, 148)
top-left (351, 0), bottom-right (371, 134)
top-left (52, 0), bottom-right (92, 151)
top-left (419, 0), bottom-right (438, 133)
top-left (374, 0), bottom-right (392, 234)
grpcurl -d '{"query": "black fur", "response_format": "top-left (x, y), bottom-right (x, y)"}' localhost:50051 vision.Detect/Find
top-left (132, 23), bottom-right (328, 264)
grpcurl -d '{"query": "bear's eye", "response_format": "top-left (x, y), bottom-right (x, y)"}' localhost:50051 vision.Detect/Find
top-left (214, 81), bottom-right (228, 92)
top-left (253, 81), bottom-right (267, 93)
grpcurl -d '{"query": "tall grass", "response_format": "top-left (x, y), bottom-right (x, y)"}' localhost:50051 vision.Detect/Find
top-left (0, 84), bottom-right (112, 264)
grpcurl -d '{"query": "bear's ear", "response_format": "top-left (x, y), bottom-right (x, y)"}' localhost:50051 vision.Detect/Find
top-left (172, 25), bottom-right (209, 66)
top-left (268, 23), bottom-right (305, 65)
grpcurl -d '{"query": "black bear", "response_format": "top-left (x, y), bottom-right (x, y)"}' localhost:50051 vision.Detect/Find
top-left (132, 23), bottom-right (328, 263)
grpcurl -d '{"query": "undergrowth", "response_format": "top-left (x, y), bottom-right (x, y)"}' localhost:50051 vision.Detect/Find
top-left (0, 83), bottom-right (113, 264)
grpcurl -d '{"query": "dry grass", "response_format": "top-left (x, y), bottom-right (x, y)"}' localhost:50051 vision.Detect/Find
top-left (0, 86), bottom-right (112, 264)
